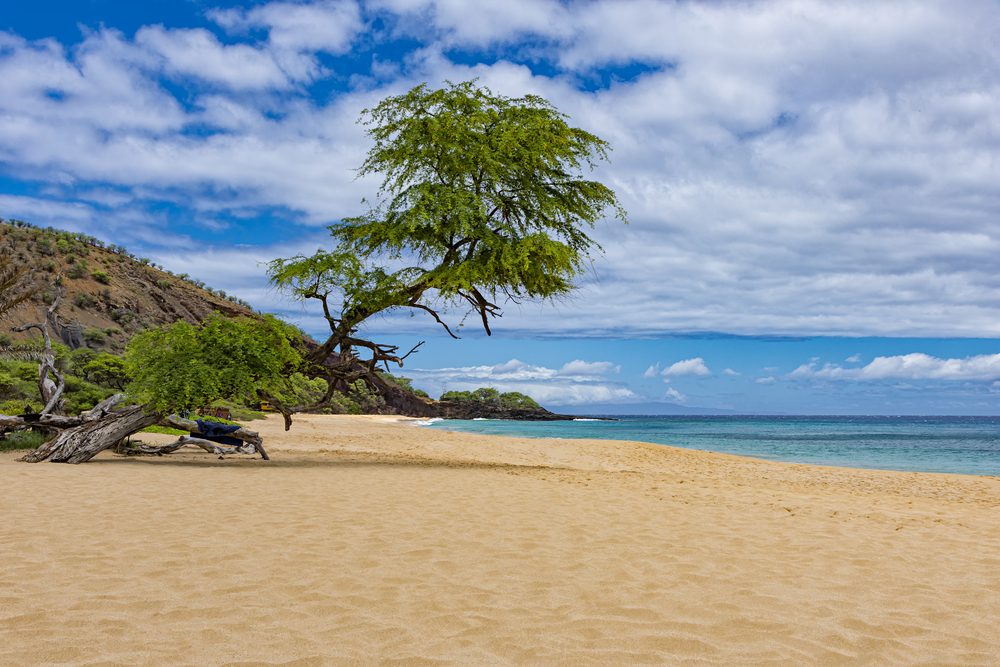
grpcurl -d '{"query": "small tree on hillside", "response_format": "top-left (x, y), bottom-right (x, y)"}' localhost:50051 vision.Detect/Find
top-left (268, 80), bottom-right (625, 424)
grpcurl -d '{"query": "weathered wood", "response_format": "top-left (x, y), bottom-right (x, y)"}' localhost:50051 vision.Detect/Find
top-left (13, 290), bottom-right (66, 415)
top-left (127, 435), bottom-right (258, 458)
top-left (21, 406), bottom-right (160, 463)
top-left (15, 397), bottom-right (271, 463)
top-left (0, 394), bottom-right (127, 431)
top-left (159, 414), bottom-right (268, 460)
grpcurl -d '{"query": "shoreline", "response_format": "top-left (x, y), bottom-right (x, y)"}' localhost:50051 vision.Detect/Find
top-left (2, 413), bottom-right (998, 664)
top-left (412, 414), bottom-right (1000, 479)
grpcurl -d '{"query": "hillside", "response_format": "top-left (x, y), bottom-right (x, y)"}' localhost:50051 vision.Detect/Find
top-left (1, 220), bottom-right (253, 352)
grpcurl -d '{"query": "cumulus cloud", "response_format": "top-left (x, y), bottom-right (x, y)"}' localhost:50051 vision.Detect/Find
top-left (1, 1), bottom-right (999, 338)
top-left (136, 27), bottom-right (295, 89)
top-left (723, 368), bottom-right (740, 376)
top-left (210, 0), bottom-right (363, 53)
top-left (642, 363), bottom-right (660, 378)
top-left (756, 376), bottom-right (776, 385)
top-left (405, 358), bottom-right (636, 406)
top-left (559, 359), bottom-right (620, 376)
top-left (664, 387), bottom-right (686, 403)
top-left (662, 357), bottom-right (711, 377)
top-left (845, 354), bottom-right (862, 363)
top-left (790, 353), bottom-right (1000, 381)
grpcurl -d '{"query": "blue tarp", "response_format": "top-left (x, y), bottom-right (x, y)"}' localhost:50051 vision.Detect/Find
top-left (194, 419), bottom-right (242, 447)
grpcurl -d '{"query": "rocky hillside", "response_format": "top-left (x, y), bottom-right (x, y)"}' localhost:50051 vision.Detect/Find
top-left (1, 220), bottom-right (253, 352)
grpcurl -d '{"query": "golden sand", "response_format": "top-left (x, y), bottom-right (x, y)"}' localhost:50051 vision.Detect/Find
top-left (2, 414), bottom-right (998, 665)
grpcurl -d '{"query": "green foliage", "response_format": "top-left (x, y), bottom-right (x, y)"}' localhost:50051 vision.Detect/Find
top-left (67, 262), bottom-right (88, 279)
top-left (0, 429), bottom-right (49, 452)
top-left (83, 328), bottom-right (106, 346)
top-left (498, 391), bottom-right (541, 410)
top-left (0, 253), bottom-right (36, 319)
top-left (140, 425), bottom-right (187, 436)
top-left (439, 387), bottom-right (541, 410)
top-left (345, 81), bottom-right (624, 297)
top-left (81, 353), bottom-right (128, 390)
top-left (73, 292), bottom-right (97, 308)
top-left (124, 314), bottom-right (302, 414)
top-left (439, 390), bottom-right (473, 402)
top-left (61, 374), bottom-right (114, 413)
top-left (0, 354), bottom-right (114, 415)
top-left (264, 372), bottom-right (329, 408)
top-left (91, 270), bottom-right (110, 284)
top-left (269, 80), bottom-right (625, 336)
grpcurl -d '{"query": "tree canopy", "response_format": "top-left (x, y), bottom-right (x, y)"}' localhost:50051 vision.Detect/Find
top-left (268, 80), bottom-right (625, 418)
top-left (124, 314), bottom-right (301, 415)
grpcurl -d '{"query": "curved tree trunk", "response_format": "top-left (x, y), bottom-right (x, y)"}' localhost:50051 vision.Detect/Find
top-left (21, 406), bottom-right (160, 463)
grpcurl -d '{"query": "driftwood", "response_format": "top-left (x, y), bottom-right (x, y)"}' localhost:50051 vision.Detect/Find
top-left (20, 404), bottom-right (159, 463)
top-left (5, 397), bottom-right (268, 463)
top-left (12, 290), bottom-right (66, 415)
top-left (134, 414), bottom-right (269, 460)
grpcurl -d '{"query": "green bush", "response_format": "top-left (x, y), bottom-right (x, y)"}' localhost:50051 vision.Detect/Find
top-left (91, 270), bottom-right (110, 284)
top-left (0, 430), bottom-right (49, 452)
top-left (67, 262), bottom-right (88, 279)
top-left (83, 328), bottom-right (106, 346)
top-left (73, 292), bottom-right (97, 308)
top-left (140, 425), bottom-right (187, 436)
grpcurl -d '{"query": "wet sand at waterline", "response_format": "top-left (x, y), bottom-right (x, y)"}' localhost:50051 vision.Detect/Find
top-left (2, 415), bottom-right (998, 665)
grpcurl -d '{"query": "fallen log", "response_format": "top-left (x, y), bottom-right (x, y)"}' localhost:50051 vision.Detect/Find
top-left (126, 435), bottom-right (259, 458)
top-left (8, 397), bottom-right (268, 463)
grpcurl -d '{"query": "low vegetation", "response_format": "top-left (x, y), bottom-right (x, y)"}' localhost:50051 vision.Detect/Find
top-left (439, 387), bottom-right (541, 410)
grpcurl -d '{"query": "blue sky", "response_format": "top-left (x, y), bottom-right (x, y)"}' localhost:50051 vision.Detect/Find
top-left (2, 0), bottom-right (999, 413)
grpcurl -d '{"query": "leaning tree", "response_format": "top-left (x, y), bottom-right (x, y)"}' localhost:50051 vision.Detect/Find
top-left (4, 314), bottom-right (301, 463)
top-left (267, 80), bottom-right (625, 426)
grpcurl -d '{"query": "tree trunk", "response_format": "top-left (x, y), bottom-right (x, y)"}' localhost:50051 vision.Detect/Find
top-left (21, 406), bottom-right (160, 463)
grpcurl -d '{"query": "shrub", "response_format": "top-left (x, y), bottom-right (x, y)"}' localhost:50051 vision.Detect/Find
top-left (67, 262), bottom-right (88, 279)
top-left (83, 328), bottom-right (106, 346)
top-left (91, 270), bottom-right (110, 284)
top-left (73, 292), bottom-right (97, 308)
top-left (0, 430), bottom-right (49, 452)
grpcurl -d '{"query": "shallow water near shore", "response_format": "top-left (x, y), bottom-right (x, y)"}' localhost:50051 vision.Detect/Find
top-left (425, 415), bottom-right (1000, 476)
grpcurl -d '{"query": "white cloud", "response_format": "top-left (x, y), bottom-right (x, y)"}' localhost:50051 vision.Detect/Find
top-left (1, 1), bottom-right (1000, 338)
top-left (558, 359), bottom-right (620, 376)
top-left (372, 0), bottom-right (571, 46)
top-left (664, 387), bottom-right (686, 403)
top-left (756, 376), bottom-right (776, 385)
top-left (406, 358), bottom-right (637, 406)
top-left (846, 354), bottom-right (862, 363)
top-left (136, 27), bottom-right (296, 89)
top-left (642, 363), bottom-right (660, 378)
top-left (790, 353), bottom-right (1000, 381)
top-left (211, 0), bottom-right (363, 53)
top-left (723, 368), bottom-right (740, 376)
top-left (662, 357), bottom-right (711, 377)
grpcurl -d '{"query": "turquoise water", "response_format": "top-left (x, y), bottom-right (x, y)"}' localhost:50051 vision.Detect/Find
top-left (422, 416), bottom-right (1000, 477)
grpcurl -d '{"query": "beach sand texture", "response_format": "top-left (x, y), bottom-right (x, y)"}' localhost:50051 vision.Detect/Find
top-left (2, 414), bottom-right (998, 665)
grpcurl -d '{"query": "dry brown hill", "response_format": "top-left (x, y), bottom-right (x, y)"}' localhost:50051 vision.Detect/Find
top-left (1, 220), bottom-right (253, 352)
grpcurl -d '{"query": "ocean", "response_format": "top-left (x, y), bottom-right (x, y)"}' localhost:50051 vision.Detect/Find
top-left (421, 415), bottom-right (1000, 477)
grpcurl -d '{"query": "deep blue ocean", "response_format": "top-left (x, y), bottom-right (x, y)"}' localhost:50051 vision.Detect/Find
top-left (421, 415), bottom-right (1000, 477)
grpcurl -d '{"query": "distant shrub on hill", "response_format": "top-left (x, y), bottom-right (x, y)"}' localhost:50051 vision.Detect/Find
top-left (439, 387), bottom-right (541, 410)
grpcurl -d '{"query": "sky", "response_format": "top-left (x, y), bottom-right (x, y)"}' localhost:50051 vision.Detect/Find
top-left (1, 0), bottom-right (999, 414)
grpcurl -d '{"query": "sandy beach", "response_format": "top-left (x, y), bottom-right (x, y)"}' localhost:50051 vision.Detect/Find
top-left (2, 414), bottom-right (998, 665)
